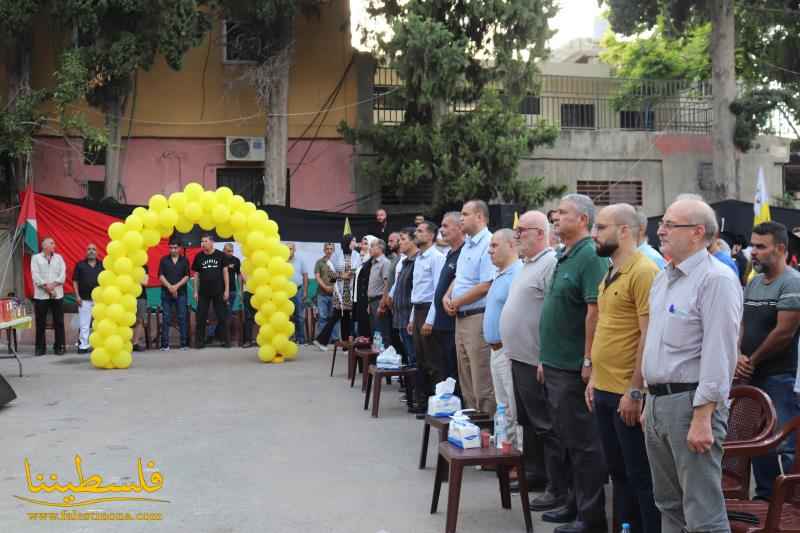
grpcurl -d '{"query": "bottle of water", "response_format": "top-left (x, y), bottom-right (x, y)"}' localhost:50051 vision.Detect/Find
top-left (621, 523), bottom-right (631, 533)
top-left (373, 331), bottom-right (383, 352)
top-left (494, 403), bottom-right (507, 449)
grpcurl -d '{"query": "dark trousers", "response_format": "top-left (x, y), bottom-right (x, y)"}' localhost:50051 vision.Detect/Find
top-left (161, 291), bottom-right (188, 347)
top-left (511, 360), bottom-right (565, 488)
top-left (195, 292), bottom-right (228, 346)
top-left (316, 308), bottom-right (352, 345)
top-left (594, 389), bottom-right (660, 533)
top-left (412, 304), bottom-right (445, 406)
top-left (433, 328), bottom-right (458, 380)
top-left (34, 298), bottom-right (65, 352)
top-left (242, 292), bottom-right (255, 344)
top-left (544, 365), bottom-right (608, 525)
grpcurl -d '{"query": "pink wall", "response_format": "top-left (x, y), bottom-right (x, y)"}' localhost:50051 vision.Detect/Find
top-left (31, 136), bottom-right (359, 211)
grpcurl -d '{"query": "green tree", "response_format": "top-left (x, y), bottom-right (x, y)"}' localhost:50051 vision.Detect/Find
top-left (61, 0), bottom-right (211, 201)
top-left (342, 0), bottom-right (561, 211)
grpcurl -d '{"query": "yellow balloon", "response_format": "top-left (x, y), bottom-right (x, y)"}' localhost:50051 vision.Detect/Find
top-left (247, 211), bottom-right (268, 229)
top-left (275, 243), bottom-right (290, 261)
top-left (261, 301), bottom-right (277, 317)
top-left (230, 211), bottom-right (247, 231)
top-left (107, 303), bottom-right (126, 323)
top-left (125, 214), bottom-right (144, 233)
top-left (106, 240), bottom-right (126, 258)
top-left (282, 262), bottom-right (295, 278)
top-left (142, 228), bottom-right (161, 247)
top-left (246, 231), bottom-right (266, 251)
top-left (108, 222), bottom-right (126, 241)
top-left (98, 270), bottom-right (116, 286)
top-left (201, 190), bottom-right (217, 213)
top-left (254, 311), bottom-right (267, 326)
top-left (265, 220), bottom-right (280, 238)
top-left (260, 324), bottom-right (276, 341)
top-left (89, 331), bottom-right (104, 347)
top-left (133, 206), bottom-right (148, 218)
top-left (184, 202), bottom-right (202, 222)
top-left (279, 300), bottom-right (295, 317)
top-left (175, 219), bottom-right (194, 234)
top-left (198, 214), bottom-right (215, 230)
top-left (258, 344), bottom-right (276, 362)
top-left (131, 284), bottom-right (143, 299)
top-left (91, 348), bottom-right (111, 368)
top-left (123, 311), bottom-right (137, 327)
top-left (102, 256), bottom-right (115, 270)
top-left (131, 249), bottom-right (149, 267)
top-left (112, 351), bottom-right (132, 369)
top-left (158, 224), bottom-right (173, 239)
top-left (169, 191), bottom-right (187, 213)
top-left (159, 207), bottom-right (178, 229)
top-left (184, 182), bottom-right (204, 201)
top-left (148, 194), bottom-right (168, 213)
top-left (216, 223), bottom-right (234, 238)
top-left (123, 231), bottom-right (143, 252)
top-left (212, 204), bottom-right (230, 224)
top-left (91, 286), bottom-right (104, 303)
top-left (242, 201), bottom-right (257, 214)
top-left (273, 355), bottom-right (285, 364)
top-left (285, 283), bottom-right (298, 298)
top-left (282, 341), bottom-right (299, 359)
top-left (251, 267), bottom-right (269, 286)
top-left (253, 250), bottom-right (270, 268)
top-left (230, 195), bottom-right (246, 213)
top-left (104, 335), bottom-right (123, 353)
top-left (121, 295), bottom-right (136, 313)
top-left (97, 319), bottom-right (116, 337)
top-left (91, 302), bottom-right (107, 320)
top-left (102, 286), bottom-right (122, 305)
top-left (269, 275), bottom-right (287, 291)
top-left (233, 229), bottom-right (249, 245)
top-left (119, 327), bottom-right (133, 341)
top-left (215, 186), bottom-right (234, 206)
top-left (114, 257), bottom-right (133, 275)
top-left (255, 285), bottom-right (273, 304)
top-left (267, 257), bottom-right (284, 273)
top-left (273, 334), bottom-right (289, 353)
top-left (142, 210), bottom-right (160, 229)
top-left (282, 321), bottom-right (295, 337)
top-left (270, 311), bottom-right (289, 328)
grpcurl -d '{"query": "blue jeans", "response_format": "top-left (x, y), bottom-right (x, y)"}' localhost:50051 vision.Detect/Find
top-left (291, 288), bottom-right (305, 344)
top-left (315, 293), bottom-right (339, 342)
top-left (752, 372), bottom-right (800, 498)
top-left (594, 389), bottom-right (660, 533)
top-left (161, 290), bottom-right (188, 348)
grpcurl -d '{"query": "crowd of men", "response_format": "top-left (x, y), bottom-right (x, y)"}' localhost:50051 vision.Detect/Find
top-left (25, 192), bottom-right (800, 533)
top-left (302, 196), bottom-right (800, 533)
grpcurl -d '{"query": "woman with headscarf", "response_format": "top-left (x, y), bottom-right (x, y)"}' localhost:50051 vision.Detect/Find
top-left (353, 235), bottom-right (377, 338)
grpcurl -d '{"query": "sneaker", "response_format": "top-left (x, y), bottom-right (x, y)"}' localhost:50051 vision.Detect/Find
top-left (160, 346), bottom-right (170, 351)
top-left (77, 347), bottom-right (90, 354)
top-left (313, 340), bottom-right (328, 352)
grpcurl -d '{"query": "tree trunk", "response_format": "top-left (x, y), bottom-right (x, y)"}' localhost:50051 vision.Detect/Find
top-left (263, 62), bottom-right (289, 205)
top-left (710, 0), bottom-right (737, 200)
top-left (104, 95), bottom-right (125, 201)
top-left (7, 31), bottom-right (33, 194)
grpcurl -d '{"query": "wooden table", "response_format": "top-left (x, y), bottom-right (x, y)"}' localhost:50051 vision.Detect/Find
top-left (363, 364), bottom-right (417, 418)
top-left (350, 348), bottom-right (379, 391)
top-left (419, 412), bottom-right (493, 470)
top-left (431, 442), bottom-right (532, 533)
top-left (0, 316), bottom-right (32, 377)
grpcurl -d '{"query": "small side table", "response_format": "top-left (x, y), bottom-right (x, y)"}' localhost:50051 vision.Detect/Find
top-left (419, 412), bottom-right (493, 470)
top-left (363, 364), bottom-right (417, 418)
top-left (350, 348), bottom-right (379, 391)
top-left (0, 316), bottom-right (32, 377)
top-left (431, 442), bottom-right (532, 533)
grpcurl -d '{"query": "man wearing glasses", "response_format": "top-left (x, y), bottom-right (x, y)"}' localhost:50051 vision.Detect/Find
top-left (642, 198), bottom-right (741, 533)
top-left (158, 240), bottom-right (190, 350)
top-left (72, 243), bottom-right (103, 354)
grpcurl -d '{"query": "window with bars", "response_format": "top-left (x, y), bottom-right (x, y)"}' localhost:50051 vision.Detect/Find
top-left (222, 20), bottom-right (261, 64)
top-left (620, 110), bottom-right (655, 130)
top-left (217, 167), bottom-right (264, 204)
top-left (561, 103), bottom-right (595, 128)
top-left (577, 180), bottom-right (643, 207)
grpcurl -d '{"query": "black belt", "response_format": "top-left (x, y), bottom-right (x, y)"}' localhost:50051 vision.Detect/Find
top-left (368, 296), bottom-right (382, 302)
top-left (648, 383), bottom-right (699, 397)
top-left (457, 308), bottom-right (485, 318)
top-left (412, 302), bottom-right (432, 309)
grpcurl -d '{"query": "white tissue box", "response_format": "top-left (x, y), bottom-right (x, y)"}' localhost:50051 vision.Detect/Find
top-left (447, 417), bottom-right (481, 449)
top-left (428, 393), bottom-right (462, 417)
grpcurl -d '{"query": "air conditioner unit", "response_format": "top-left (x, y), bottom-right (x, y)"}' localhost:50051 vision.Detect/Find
top-left (226, 136), bottom-right (265, 162)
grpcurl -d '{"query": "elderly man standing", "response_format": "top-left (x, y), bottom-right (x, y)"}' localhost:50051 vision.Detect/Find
top-left (539, 194), bottom-right (609, 533)
top-left (643, 198), bottom-right (742, 533)
top-left (587, 204), bottom-right (660, 533)
top-left (444, 200), bottom-right (496, 414)
top-left (501, 210), bottom-right (562, 499)
top-left (31, 237), bottom-right (66, 356)
top-left (484, 229), bottom-right (523, 447)
top-left (72, 243), bottom-right (103, 354)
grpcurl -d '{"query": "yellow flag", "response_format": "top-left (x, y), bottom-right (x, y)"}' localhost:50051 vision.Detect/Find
top-left (513, 211), bottom-right (519, 230)
top-left (754, 167), bottom-right (771, 226)
top-left (343, 216), bottom-right (352, 236)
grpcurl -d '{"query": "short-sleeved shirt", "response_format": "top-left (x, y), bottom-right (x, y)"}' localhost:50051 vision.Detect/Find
top-left (742, 268), bottom-right (800, 379)
top-left (591, 251), bottom-right (660, 394)
top-left (452, 227), bottom-right (496, 311)
top-left (224, 255), bottom-right (241, 292)
top-left (314, 258), bottom-right (336, 294)
top-left (484, 260), bottom-right (522, 345)
top-left (290, 257), bottom-right (307, 287)
top-left (72, 259), bottom-right (103, 300)
top-left (540, 236), bottom-right (609, 371)
top-left (367, 255), bottom-right (390, 299)
top-left (433, 244), bottom-right (463, 331)
top-left (192, 250), bottom-right (226, 296)
top-left (158, 255), bottom-right (190, 296)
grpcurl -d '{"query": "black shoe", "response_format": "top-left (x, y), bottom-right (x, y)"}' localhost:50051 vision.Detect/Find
top-left (241, 342), bottom-right (254, 348)
top-left (541, 504), bottom-right (577, 524)
top-left (554, 520), bottom-right (608, 533)
top-left (511, 476), bottom-right (548, 493)
top-left (222, 343), bottom-right (231, 348)
top-left (132, 344), bottom-right (143, 352)
top-left (54, 347), bottom-right (65, 356)
top-left (77, 347), bottom-right (90, 354)
top-left (34, 349), bottom-right (45, 357)
top-left (530, 491), bottom-right (565, 512)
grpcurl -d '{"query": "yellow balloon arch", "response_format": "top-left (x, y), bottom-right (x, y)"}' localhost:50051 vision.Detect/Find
top-left (88, 183), bottom-right (298, 369)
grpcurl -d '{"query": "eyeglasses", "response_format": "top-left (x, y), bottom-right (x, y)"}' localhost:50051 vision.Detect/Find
top-left (657, 220), bottom-right (700, 231)
top-left (514, 226), bottom-right (544, 236)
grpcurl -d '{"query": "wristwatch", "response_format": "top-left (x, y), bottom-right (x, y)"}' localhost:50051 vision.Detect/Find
top-left (582, 358), bottom-right (592, 368)
top-left (628, 388), bottom-right (644, 401)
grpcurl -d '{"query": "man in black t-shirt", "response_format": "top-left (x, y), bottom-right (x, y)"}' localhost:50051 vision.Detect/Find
top-left (72, 243), bottom-right (103, 354)
top-left (192, 235), bottom-right (230, 348)
top-left (158, 241), bottom-right (190, 350)
top-left (207, 243), bottom-right (241, 343)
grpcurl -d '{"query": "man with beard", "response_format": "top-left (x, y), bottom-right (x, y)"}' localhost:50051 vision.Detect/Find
top-left (736, 221), bottom-right (800, 499)
top-left (586, 204), bottom-right (660, 533)
top-left (72, 243), bottom-right (103, 354)
top-left (382, 232), bottom-right (404, 357)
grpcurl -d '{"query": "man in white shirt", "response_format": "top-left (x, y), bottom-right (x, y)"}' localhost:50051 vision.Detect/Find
top-left (30, 237), bottom-right (67, 356)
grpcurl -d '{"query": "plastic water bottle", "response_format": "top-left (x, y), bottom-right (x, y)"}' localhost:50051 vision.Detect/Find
top-left (494, 403), bottom-right (507, 449)
top-left (621, 523), bottom-right (631, 533)
top-left (373, 331), bottom-right (383, 352)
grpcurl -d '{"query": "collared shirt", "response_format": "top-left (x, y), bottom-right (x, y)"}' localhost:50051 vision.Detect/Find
top-left (539, 237), bottom-right (609, 370)
top-left (72, 259), bottom-right (104, 300)
top-left (500, 248), bottom-right (557, 366)
top-left (592, 251), bottom-right (659, 394)
top-left (638, 241), bottom-right (667, 270)
top-left (713, 251), bottom-right (740, 277)
top-left (367, 255), bottom-right (391, 299)
top-left (31, 252), bottom-right (66, 300)
top-left (410, 246), bottom-right (446, 325)
top-left (290, 257), bottom-right (307, 287)
top-left (158, 255), bottom-right (190, 296)
top-left (484, 260), bottom-right (522, 345)
top-left (433, 244), bottom-right (463, 331)
top-left (452, 227), bottom-right (495, 311)
top-left (642, 249), bottom-right (743, 407)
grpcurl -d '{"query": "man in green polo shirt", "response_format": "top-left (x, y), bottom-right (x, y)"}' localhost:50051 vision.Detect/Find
top-left (539, 193), bottom-right (609, 533)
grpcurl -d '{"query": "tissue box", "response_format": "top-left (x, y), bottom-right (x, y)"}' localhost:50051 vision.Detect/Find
top-left (428, 393), bottom-right (462, 417)
top-left (448, 417), bottom-right (481, 449)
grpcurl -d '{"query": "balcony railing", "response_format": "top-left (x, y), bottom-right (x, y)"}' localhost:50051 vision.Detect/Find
top-left (373, 67), bottom-right (713, 134)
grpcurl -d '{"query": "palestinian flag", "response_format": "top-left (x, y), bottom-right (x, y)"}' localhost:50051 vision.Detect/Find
top-left (16, 187), bottom-right (38, 253)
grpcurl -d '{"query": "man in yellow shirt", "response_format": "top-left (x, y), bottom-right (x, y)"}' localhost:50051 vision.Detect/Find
top-left (585, 204), bottom-right (660, 533)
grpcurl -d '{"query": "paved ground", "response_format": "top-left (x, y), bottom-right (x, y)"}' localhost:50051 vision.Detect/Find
top-left (0, 345), bottom-right (586, 533)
